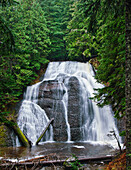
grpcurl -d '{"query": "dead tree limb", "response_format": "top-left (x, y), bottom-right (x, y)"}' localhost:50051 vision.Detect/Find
top-left (36, 118), bottom-right (54, 145)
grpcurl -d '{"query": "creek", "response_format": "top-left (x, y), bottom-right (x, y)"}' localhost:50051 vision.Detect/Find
top-left (0, 142), bottom-right (115, 162)
top-left (0, 61), bottom-right (121, 164)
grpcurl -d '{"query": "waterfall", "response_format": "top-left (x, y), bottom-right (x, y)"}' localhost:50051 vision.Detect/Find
top-left (17, 83), bottom-right (53, 145)
top-left (17, 61), bottom-right (120, 146)
top-left (62, 84), bottom-right (71, 142)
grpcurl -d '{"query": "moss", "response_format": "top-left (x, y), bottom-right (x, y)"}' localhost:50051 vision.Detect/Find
top-left (0, 125), bottom-right (10, 146)
top-left (12, 124), bottom-right (30, 147)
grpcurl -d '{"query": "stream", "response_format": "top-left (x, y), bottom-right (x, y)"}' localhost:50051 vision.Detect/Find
top-left (0, 142), bottom-right (117, 162)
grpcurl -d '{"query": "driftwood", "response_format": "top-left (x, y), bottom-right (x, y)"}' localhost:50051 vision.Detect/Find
top-left (107, 130), bottom-right (122, 153)
top-left (36, 118), bottom-right (54, 145)
top-left (0, 155), bottom-right (113, 168)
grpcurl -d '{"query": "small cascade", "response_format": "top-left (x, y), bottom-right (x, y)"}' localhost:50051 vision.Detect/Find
top-left (17, 83), bottom-right (53, 145)
top-left (17, 61), bottom-right (120, 146)
top-left (62, 84), bottom-right (71, 142)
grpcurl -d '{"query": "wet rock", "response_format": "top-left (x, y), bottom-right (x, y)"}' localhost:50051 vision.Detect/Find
top-left (53, 128), bottom-right (68, 141)
top-left (70, 128), bottom-right (81, 141)
top-left (117, 117), bottom-right (126, 143)
top-left (38, 98), bottom-right (67, 141)
top-left (38, 98), bottom-right (54, 111)
top-left (0, 125), bottom-right (14, 147)
top-left (39, 80), bottom-right (65, 100)
top-left (38, 76), bottom-right (82, 141)
top-left (68, 77), bottom-right (81, 128)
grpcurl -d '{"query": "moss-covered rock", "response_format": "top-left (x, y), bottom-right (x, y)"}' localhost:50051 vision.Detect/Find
top-left (0, 125), bottom-right (13, 147)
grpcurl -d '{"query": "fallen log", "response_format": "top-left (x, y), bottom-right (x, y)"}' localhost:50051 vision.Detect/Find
top-left (12, 124), bottom-right (30, 147)
top-left (5, 121), bottom-right (30, 147)
top-left (36, 118), bottom-right (54, 145)
top-left (0, 155), bottom-right (113, 168)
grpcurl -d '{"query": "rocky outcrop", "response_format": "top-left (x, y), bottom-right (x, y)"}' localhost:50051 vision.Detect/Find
top-left (67, 77), bottom-right (81, 141)
top-left (117, 117), bottom-right (126, 143)
top-left (38, 80), bottom-right (67, 141)
top-left (38, 76), bottom-right (81, 141)
top-left (38, 80), bottom-right (66, 100)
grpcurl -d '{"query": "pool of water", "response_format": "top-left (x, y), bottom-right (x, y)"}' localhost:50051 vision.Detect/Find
top-left (0, 142), bottom-right (116, 162)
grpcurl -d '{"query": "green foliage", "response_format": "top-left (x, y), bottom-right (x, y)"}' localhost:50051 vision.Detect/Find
top-left (1, 0), bottom-right (50, 57)
top-left (0, 15), bottom-right (15, 54)
top-left (0, 0), bottom-right (18, 7)
top-left (0, 0), bottom-right (50, 122)
top-left (120, 131), bottom-right (126, 137)
top-left (0, 0), bottom-right (125, 125)
top-left (63, 154), bottom-right (83, 170)
top-left (92, 1), bottom-right (125, 118)
top-left (66, 0), bottom-right (125, 118)
top-left (39, 0), bottom-right (74, 61)
top-left (65, 0), bottom-right (98, 61)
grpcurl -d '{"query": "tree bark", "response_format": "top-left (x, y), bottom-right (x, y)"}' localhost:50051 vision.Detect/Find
top-left (126, 0), bottom-right (131, 169)
top-left (5, 122), bottom-right (30, 147)
top-left (36, 118), bottom-right (54, 145)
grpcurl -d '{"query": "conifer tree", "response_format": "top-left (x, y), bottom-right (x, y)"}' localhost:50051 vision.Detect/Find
top-left (0, 0), bottom-right (50, 121)
top-left (66, 0), bottom-right (125, 118)
top-left (39, 0), bottom-right (74, 61)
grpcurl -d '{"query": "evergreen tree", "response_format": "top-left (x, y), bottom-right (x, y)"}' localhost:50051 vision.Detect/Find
top-left (0, 0), bottom-right (17, 7)
top-left (66, 0), bottom-right (125, 118)
top-left (125, 0), bottom-right (131, 167)
top-left (39, 0), bottom-right (74, 61)
top-left (0, 0), bottom-right (125, 125)
top-left (92, 0), bottom-right (125, 118)
top-left (65, 0), bottom-right (98, 61)
top-left (0, 0), bottom-right (50, 122)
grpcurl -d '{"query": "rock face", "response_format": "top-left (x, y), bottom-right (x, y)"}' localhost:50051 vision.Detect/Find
top-left (0, 125), bottom-right (14, 147)
top-left (38, 76), bottom-right (81, 141)
top-left (67, 77), bottom-right (81, 141)
top-left (0, 102), bottom-right (22, 147)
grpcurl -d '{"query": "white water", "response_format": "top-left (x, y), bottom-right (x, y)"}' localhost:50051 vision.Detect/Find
top-left (17, 61), bottom-right (120, 147)
top-left (17, 82), bottom-right (53, 145)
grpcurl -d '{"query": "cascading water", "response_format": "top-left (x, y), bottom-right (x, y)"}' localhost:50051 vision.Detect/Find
top-left (17, 83), bottom-right (53, 145)
top-left (17, 61), bottom-right (120, 147)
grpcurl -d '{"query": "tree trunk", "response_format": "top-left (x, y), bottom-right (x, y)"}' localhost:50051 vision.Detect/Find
top-left (36, 118), bottom-right (54, 145)
top-left (5, 122), bottom-right (30, 147)
top-left (126, 0), bottom-right (131, 169)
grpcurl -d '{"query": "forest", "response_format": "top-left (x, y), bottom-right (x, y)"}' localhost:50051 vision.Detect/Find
top-left (0, 0), bottom-right (130, 169)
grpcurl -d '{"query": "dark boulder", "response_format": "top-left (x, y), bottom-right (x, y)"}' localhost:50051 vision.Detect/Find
top-left (67, 76), bottom-right (81, 141)
top-left (39, 80), bottom-right (65, 100)
top-left (38, 76), bottom-right (81, 141)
